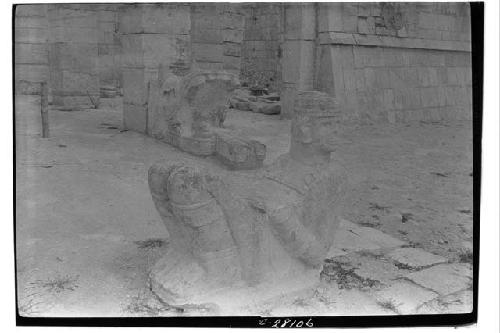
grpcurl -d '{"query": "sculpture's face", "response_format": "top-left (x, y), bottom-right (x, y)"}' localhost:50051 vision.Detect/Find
top-left (166, 166), bottom-right (212, 205)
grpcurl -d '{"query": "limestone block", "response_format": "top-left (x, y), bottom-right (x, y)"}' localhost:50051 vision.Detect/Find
top-left (222, 29), bottom-right (244, 43)
top-left (15, 16), bottom-right (48, 28)
top-left (223, 43), bottom-right (241, 57)
top-left (148, 90), bottom-right (350, 312)
top-left (15, 28), bottom-right (47, 43)
top-left (15, 4), bottom-right (48, 17)
top-left (122, 68), bottom-right (148, 105)
top-left (374, 281), bottom-right (439, 314)
top-left (15, 43), bottom-right (48, 65)
top-left (50, 27), bottom-right (98, 43)
top-left (52, 71), bottom-right (99, 96)
top-left (15, 64), bottom-right (49, 82)
top-left (214, 132), bottom-right (266, 170)
top-left (49, 43), bottom-right (98, 73)
top-left (123, 103), bottom-right (148, 133)
top-left (120, 4), bottom-right (191, 34)
top-left (405, 264), bottom-right (472, 296)
top-left (192, 28), bottom-right (223, 44)
top-left (192, 43), bottom-right (224, 63)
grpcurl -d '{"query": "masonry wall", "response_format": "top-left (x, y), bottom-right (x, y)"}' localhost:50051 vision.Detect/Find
top-left (120, 3), bottom-right (191, 133)
top-left (190, 3), bottom-right (245, 75)
top-left (240, 3), bottom-right (283, 92)
top-left (47, 4), bottom-right (100, 109)
top-left (14, 5), bottom-right (49, 95)
top-left (314, 2), bottom-right (472, 123)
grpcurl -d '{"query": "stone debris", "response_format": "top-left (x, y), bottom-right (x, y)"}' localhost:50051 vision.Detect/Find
top-left (229, 88), bottom-right (281, 115)
top-left (404, 263), bottom-right (472, 295)
top-left (387, 247), bottom-right (447, 269)
top-left (374, 280), bottom-right (439, 314)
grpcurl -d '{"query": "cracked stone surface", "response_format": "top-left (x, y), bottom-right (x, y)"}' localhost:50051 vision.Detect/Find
top-left (417, 289), bottom-right (473, 314)
top-left (404, 264), bottom-right (473, 295)
top-left (373, 280), bottom-right (439, 314)
top-left (387, 247), bottom-right (448, 268)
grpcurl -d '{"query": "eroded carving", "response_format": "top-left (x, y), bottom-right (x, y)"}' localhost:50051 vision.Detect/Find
top-left (148, 90), bottom-right (349, 313)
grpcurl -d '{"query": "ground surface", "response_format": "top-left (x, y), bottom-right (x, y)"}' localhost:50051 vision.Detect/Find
top-left (15, 96), bottom-right (473, 316)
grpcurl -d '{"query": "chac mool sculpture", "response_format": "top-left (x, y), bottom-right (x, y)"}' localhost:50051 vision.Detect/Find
top-left (148, 90), bottom-right (350, 313)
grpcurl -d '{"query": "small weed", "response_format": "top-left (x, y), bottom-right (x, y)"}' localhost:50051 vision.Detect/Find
top-left (401, 213), bottom-right (413, 223)
top-left (458, 209), bottom-right (472, 215)
top-left (369, 203), bottom-right (391, 213)
top-left (134, 238), bottom-right (167, 249)
top-left (292, 297), bottom-right (309, 307)
top-left (321, 260), bottom-right (382, 290)
top-left (457, 248), bottom-right (473, 264)
top-left (377, 300), bottom-right (399, 313)
top-left (31, 275), bottom-right (79, 294)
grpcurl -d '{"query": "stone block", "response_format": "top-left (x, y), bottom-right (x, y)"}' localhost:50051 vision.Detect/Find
top-left (15, 43), bottom-right (48, 64)
top-left (222, 29), bottom-right (244, 43)
top-left (214, 133), bottom-right (266, 170)
top-left (98, 10), bottom-right (117, 23)
top-left (142, 35), bottom-right (188, 69)
top-left (222, 55), bottom-right (241, 71)
top-left (318, 2), bottom-right (342, 32)
top-left (122, 68), bottom-right (148, 105)
top-left (121, 4), bottom-right (191, 34)
top-left (123, 103), bottom-right (148, 133)
top-left (15, 4), bottom-right (48, 17)
top-left (50, 27), bottom-right (98, 43)
top-left (49, 43), bottom-right (98, 73)
top-left (192, 28), bottom-right (223, 44)
top-left (387, 248), bottom-right (447, 269)
top-left (374, 281), bottom-right (439, 314)
top-left (15, 28), bottom-right (47, 43)
top-left (15, 16), bottom-right (48, 28)
top-left (192, 43), bottom-right (224, 63)
top-left (53, 71), bottom-right (99, 96)
top-left (405, 264), bottom-right (472, 296)
top-left (223, 43), bottom-right (241, 57)
top-left (52, 95), bottom-right (98, 109)
top-left (15, 64), bottom-right (49, 82)
top-left (383, 89), bottom-right (395, 110)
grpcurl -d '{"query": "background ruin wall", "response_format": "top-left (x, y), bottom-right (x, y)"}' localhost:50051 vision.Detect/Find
top-left (312, 2), bottom-right (472, 123)
top-left (15, 2), bottom-right (472, 124)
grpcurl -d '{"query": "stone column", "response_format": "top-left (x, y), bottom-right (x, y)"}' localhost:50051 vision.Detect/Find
top-left (120, 3), bottom-right (191, 133)
top-left (281, 3), bottom-right (317, 119)
top-left (47, 4), bottom-right (100, 110)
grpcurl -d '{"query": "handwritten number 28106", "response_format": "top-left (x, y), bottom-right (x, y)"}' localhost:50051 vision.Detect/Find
top-left (271, 318), bottom-right (313, 328)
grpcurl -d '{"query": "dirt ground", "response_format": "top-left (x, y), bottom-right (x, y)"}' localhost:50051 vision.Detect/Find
top-left (15, 95), bottom-right (473, 316)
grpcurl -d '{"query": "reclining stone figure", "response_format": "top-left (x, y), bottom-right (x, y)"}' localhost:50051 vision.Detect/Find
top-left (148, 91), bottom-right (350, 313)
top-left (149, 70), bottom-right (266, 169)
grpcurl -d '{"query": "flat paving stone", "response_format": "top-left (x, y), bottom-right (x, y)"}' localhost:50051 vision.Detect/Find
top-left (404, 263), bottom-right (472, 296)
top-left (374, 280), bottom-right (439, 314)
top-left (416, 289), bottom-right (473, 314)
top-left (333, 219), bottom-right (406, 252)
top-left (387, 247), bottom-right (447, 268)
